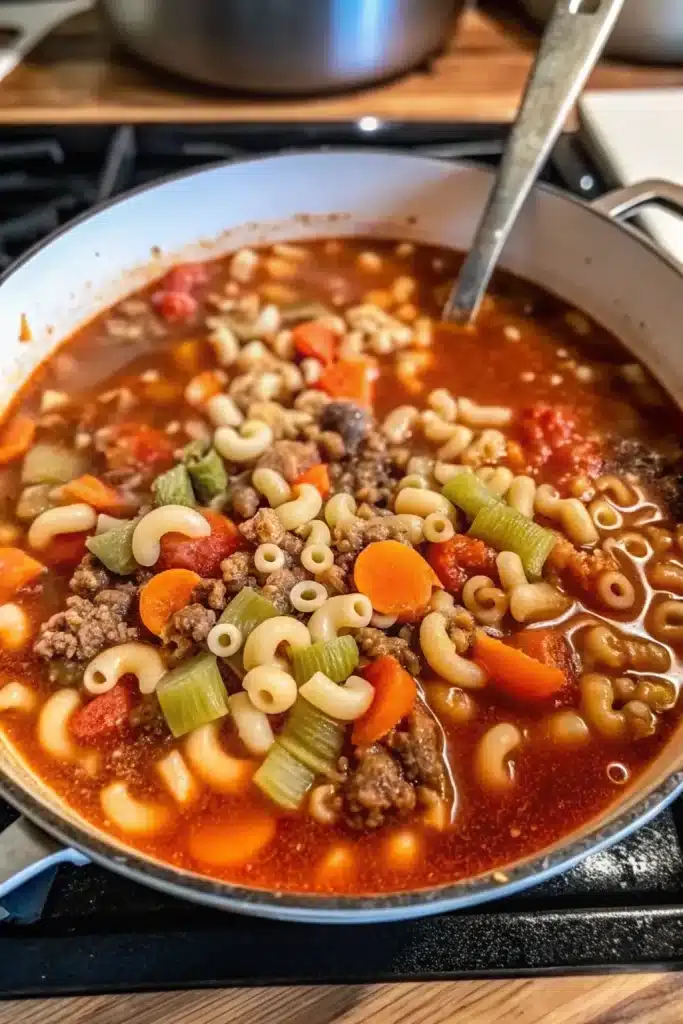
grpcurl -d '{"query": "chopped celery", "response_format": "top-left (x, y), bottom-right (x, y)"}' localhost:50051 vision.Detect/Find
top-left (442, 473), bottom-right (500, 521)
top-left (185, 447), bottom-right (227, 503)
top-left (86, 517), bottom-right (140, 575)
top-left (219, 587), bottom-right (279, 678)
top-left (469, 502), bottom-right (556, 580)
top-left (280, 300), bottom-right (332, 325)
top-left (152, 464), bottom-right (195, 508)
top-left (253, 740), bottom-right (315, 810)
top-left (183, 439), bottom-right (209, 462)
top-left (21, 444), bottom-right (86, 485)
top-left (279, 697), bottom-right (345, 777)
top-left (157, 653), bottom-right (228, 738)
top-left (290, 636), bottom-right (359, 686)
top-left (16, 484), bottom-right (53, 521)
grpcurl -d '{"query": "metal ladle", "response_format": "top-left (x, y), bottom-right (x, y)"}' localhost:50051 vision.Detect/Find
top-left (443, 0), bottom-right (626, 325)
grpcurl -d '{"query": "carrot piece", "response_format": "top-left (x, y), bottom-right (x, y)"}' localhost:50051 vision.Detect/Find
top-left (62, 475), bottom-right (129, 514)
top-left (294, 463), bottom-right (331, 498)
top-left (352, 655), bottom-right (417, 746)
top-left (0, 547), bottom-right (45, 601)
top-left (292, 321), bottom-right (337, 365)
top-left (139, 568), bottom-right (201, 637)
top-left (511, 628), bottom-right (571, 673)
top-left (185, 370), bottom-right (224, 407)
top-left (317, 357), bottom-right (377, 406)
top-left (0, 414), bottom-right (35, 465)
top-left (188, 812), bottom-right (277, 867)
top-left (354, 540), bottom-right (437, 616)
top-left (473, 630), bottom-right (565, 700)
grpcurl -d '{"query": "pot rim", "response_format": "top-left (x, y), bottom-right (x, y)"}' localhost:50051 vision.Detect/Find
top-left (1, 147), bottom-right (682, 923)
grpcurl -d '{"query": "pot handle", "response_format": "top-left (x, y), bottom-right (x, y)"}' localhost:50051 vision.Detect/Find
top-left (0, 817), bottom-right (88, 921)
top-left (592, 179), bottom-right (683, 222)
top-left (0, 0), bottom-right (94, 84)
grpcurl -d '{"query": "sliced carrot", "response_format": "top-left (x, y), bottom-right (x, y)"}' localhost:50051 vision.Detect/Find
top-left (352, 655), bottom-right (417, 746)
top-left (294, 463), bottom-right (331, 498)
top-left (0, 547), bottom-right (45, 602)
top-left (473, 630), bottom-right (565, 700)
top-left (511, 628), bottom-right (572, 677)
top-left (354, 540), bottom-right (437, 617)
top-left (62, 475), bottom-right (130, 514)
top-left (0, 414), bottom-right (35, 465)
top-left (317, 357), bottom-right (377, 407)
top-left (139, 568), bottom-right (201, 637)
top-left (188, 812), bottom-right (277, 867)
top-left (292, 321), bottom-right (337, 365)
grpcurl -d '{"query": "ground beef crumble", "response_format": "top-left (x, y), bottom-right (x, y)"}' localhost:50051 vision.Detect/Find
top-left (239, 508), bottom-right (285, 545)
top-left (328, 431), bottom-right (400, 506)
top-left (230, 482), bottom-right (260, 520)
top-left (385, 707), bottom-right (447, 794)
top-left (34, 585), bottom-right (139, 663)
top-left (260, 566), bottom-right (308, 613)
top-left (355, 627), bottom-right (421, 676)
top-left (334, 515), bottom-right (413, 554)
top-left (221, 551), bottom-right (258, 593)
top-left (340, 744), bottom-right (416, 830)
top-left (256, 440), bottom-right (320, 483)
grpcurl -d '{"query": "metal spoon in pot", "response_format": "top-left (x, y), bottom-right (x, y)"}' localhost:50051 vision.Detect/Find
top-left (443, 0), bottom-right (626, 325)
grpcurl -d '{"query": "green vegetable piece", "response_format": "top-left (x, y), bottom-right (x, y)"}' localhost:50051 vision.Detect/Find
top-left (442, 472), bottom-right (501, 521)
top-left (279, 697), bottom-right (345, 777)
top-left (86, 518), bottom-right (139, 575)
top-left (152, 464), bottom-right (195, 508)
top-left (219, 587), bottom-right (279, 678)
top-left (16, 483), bottom-right (53, 522)
top-left (157, 653), bottom-right (229, 738)
top-left (469, 502), bottom-right (556, 580)
top-left (253, 740), bottom-right (315, 810)
top-left (290, 635), bottom-right (359, 687)
top-left (21, 443), bottom-right (86, 485)
top-left (185, 447), bottom-right (227, 503)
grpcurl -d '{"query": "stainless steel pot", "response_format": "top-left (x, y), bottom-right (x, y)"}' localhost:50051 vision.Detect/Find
top-left (99, 0), bottom-right (461, 94)
top-left (1, 154), bottom-right (683, 924)
top-left (520, 0), bottom-right (683, 62)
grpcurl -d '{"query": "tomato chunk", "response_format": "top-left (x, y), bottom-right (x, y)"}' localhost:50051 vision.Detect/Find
top-left (518, 402), bottom-right (603, 486)
top-left (157, 509), bottom-right (242, 577)
top-left (152, 290), bottom-right (198, 323)
top-left (41, 532), bottom-right (89, 568)
top-left (70, 681), bottom-right (134, 745)
top-left (109, 423), bottom-right (175, 472)
top-left (161, 263), bottom-right (208, 293)
top-left (427, 535), bottom-right (497, 594)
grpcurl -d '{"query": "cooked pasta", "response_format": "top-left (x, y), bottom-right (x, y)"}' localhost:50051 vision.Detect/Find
top-left (307, 594), bottom-right (373, 643)
top-left (496, 551), bottom-right (527, 592)
top-left (650, 598), bottom-right (683, 644)
top-left (132, 506), bottom-right (210, 566)
top-left (228, 691), bottom-right (275, 756)
top-left (457, 396), bottom-right (513, 428)
top-left (300, 543), bottom-right (335, 574)
top-left (595, 474), bottom-right (638, 507)
top-left (381, 405), bottom-right (418, 443)
top-left (309, 784), bottom-right (340, 826)
top-left (461, 430), bottom-right (507, 468)
top-left (298, 519), bottom-right (332, 547)
top-left (462, 575), bottom-right (508, 626)
top-left (37, 688), bottom-right (82, 762)
top-left (28, 504), bottom-right (97, 550)
top-left (206, 622), bottom-right (242, 658)
top-left (251, 467), bottom-right (292, 508)
top-left (243, 664), bottom-right (298, 714)
top-left (101, 782), bottom-right (169, 835)
top-left (299, 671), bottom-right (374, 721)
top-left (419, 612), bottom-right (487, 689)
top-left (156, 750), bottom-right (199, 805)
top-left (394, 488), bottom-right (454, 519)
top-left (507, 475), bottom-right (536, 518)
top-left (596, 571), bottom-right (636, 611)
top-left (509, 583), bottom-right (570, 624)
top-left (475, 723), bottom-right (522, 790)
top-left (649, 559), bottom-right (683, 594)
top-left (324, 493), bottom-right (357, 528)
top-left (214, 419), bottom-right (274, 462)
top-left (422, 512), bottom-right (455, 544)
top-left (289, 581), bottom-right (328, 613)
top-left (0, 681), bottom-right (37, 714)
top-left (0, 603), bottom-right (30, 650)
top-left (276, 483), bottom-right (323, 530)
top-left (84, 642), bottom-right (165, 696)
top-left (242, 616), bottom-right (311, 671)
top-left (254, 543), bottom-right (286, 574)
top-left (589, 498), bottom-right (623, 531)
top-left (185, 722), bottom-right (254, 793)
top-left (476, 466), bottom-right (514, 497)
top-left (205, 393), bottom-right (243, 428)
top-left (437, 425), bottom-right (475, 462)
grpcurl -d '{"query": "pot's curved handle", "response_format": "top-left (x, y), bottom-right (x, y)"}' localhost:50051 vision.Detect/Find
top-left (0, 0), bottom-right (93, 84)
top-left (592, 179), bottom-right (683, 221)
top-left (0, 817), bottom-right (88, 922)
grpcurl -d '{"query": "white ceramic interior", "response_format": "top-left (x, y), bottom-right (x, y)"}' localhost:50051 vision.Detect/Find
top-left (0, 152), bottom-right (682, 922)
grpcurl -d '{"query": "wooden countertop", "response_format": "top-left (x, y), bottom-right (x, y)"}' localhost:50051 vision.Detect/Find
top-left (2, 3), bottom-right (683, 124)
top-left (1, 972), bottom-right (682, 1024)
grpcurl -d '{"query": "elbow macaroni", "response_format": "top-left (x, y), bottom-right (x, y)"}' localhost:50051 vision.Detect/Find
top-left (299, 671), bottom-right (374, 721)
top-left (156, 750), bottom-right (199, 806)
top-left (242, 615), bottom-right (311, 671)
top-left (276, 483), bottom-right (323, 531)
top-left (101, 782), bottom-right (169, 835)
top-left (419, 612), bottom-right (487, 689)
top-left (132, 506), bottom-right (210, 566)
top-left (185, 721), bottom-right (254, 793)
top-left (251, 467), bottom-right (292, 508)
top-left (28, 503), bottom-right (97, 551)
top-left (308, 594), bottom-right (373, 643)
top-left (243, 664), bottom-right (298, 714)
top-left (228, 691), bottom-right (275, 756)
top-left (0, 603), bottom-right (30, 650)
top-left (84, 642), bottom-right (166, 696)
top-left (214, 419), bottom-right (274, 463)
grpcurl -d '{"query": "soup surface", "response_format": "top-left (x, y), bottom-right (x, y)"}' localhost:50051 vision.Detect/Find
top-left (0, 237), bottom-right (681, 896)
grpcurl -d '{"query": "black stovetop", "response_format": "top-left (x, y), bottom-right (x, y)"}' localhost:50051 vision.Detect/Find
top-left (0, 123), bottom-right (682, 997)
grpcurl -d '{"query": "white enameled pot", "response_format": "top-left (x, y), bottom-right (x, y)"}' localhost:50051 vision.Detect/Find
top-left (0, 154), bottom-right (682, 924)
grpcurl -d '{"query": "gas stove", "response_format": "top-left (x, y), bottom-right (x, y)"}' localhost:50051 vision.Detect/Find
top-left (0, 122), bottom-right (681, 996)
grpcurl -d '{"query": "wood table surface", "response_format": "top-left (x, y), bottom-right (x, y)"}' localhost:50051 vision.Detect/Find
top-left (0, 973), bottom-right (682, 1023)
top-left (1, 2), bottom-right (683, 124)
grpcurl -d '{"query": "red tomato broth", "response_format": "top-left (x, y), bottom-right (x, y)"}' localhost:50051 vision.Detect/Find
top-left (0, 236), bottom-right (680, 896)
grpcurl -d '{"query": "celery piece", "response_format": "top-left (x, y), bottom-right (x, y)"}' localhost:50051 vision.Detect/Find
top-left (219, 587), bottom-right (279, 678)
top-left (152, 464), bottom-right (195, 508)
top-left (280, 697), bottom-right (345, 777)
top-left (16, 483), bottom-right (53, 522)
top-left (253, 740), bottom-right (315, 810)
top-left (21, 443), bottom-right (87, 485)
top-left (157, 653), bottom-right (228, 738)
top-left (290, 635), bottom-right (359, 686)
top-left (469, 502), bottom-right (556, 580)
top-left (185, 447), bottom-right (227, 503)
top-left (86, 517), bottom-right (140, 575)
top-left (442, 473), bottom-right (500, 521)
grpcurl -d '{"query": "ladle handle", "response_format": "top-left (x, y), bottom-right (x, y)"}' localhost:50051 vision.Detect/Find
top-left (443, 0), bottom-right (626, 324)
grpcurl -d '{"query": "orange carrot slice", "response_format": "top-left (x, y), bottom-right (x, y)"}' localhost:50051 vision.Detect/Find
top-left (188, 812), bottom-right (277, 867)
top-left (292, 321), bottom-right (337, 365)
top-left (293, 463), bottom-right (330, 498)
top-left (354, 540), bottom-right (437, 616)
top-left (62, 475), bottom-right (130, 514)
top-left (317, 357), bottom-right (376, 406)
top-left (139, 568), bottom-right (201, 637)
top-left (0, 547), bottom-right (45, 601)
top-left (352, 655), bottom-right (417, 746)
top-left (474, 630), bottom-right (565, 700)
top-left (0, 414), bottom-right (35, 465)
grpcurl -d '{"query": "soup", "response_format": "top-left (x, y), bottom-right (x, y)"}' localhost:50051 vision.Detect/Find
top-left (0, 237), bottom-right (680, 895)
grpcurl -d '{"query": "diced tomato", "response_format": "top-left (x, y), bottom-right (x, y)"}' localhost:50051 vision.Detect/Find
top-left (317, 357), bottom-right (377, 407)
top-left (110, 423), bottom-right (175, 472)
top-left (292, 321), bottom-right (337, 365)
top-left (551, 438), bottom-right (603, 483)
top-left (427, 535), bottom-right (497, 594)
top-left (70, 680), bottom-right (135, 745)
top-left (41, 532), bottom-right (89, 568)
top-left (157, 509), bottom-right (243, 577)
top-left (152, 290), bottom-right (198, 323)
top-left (518, 402), bottom-right (603, 486)
top-left (161, 263), bottom-right (208, 294)
top-left (511, 628), bottom-right (575, 681)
